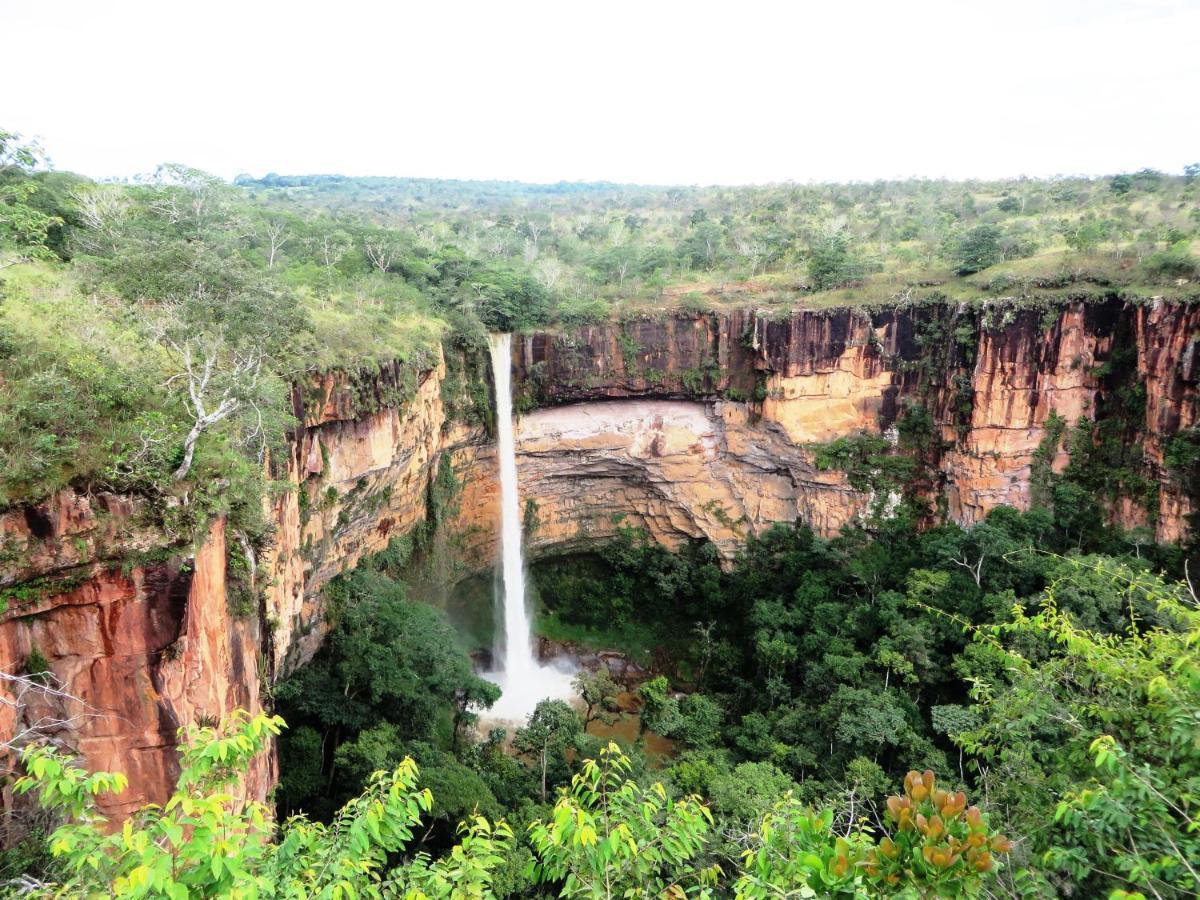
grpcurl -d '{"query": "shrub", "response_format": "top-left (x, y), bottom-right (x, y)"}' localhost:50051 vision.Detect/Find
top-left (807, 233), bottom-right (868, 290)
top-left (1142, 241), bottom-right (1198, 280)
top-left (15, 714), bottom-right (1016, 898)
top-left (956, 225), bottom-right (1003, 275)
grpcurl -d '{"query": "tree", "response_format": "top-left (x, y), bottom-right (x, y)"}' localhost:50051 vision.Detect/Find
top-left (678, 220), bottom-right (727, 271)
top-left (807, 232), bottom-right (864, 290)
top-left (636, 675), bottom-right (680, 738)
top-left (363, 234), bottom-right (401, 272)
top-left (513, 699), bottom-right (582, 803)
top-left (70, 185), bottom-right (132, 255)
top-left (592, 245), bottom-right (637, 285)
top-left (1142, 240), bottom-right (1199, 280)
top-left (527, 742), bottom-right (719, 898)
top-left (312, 228), bottom-right (353, 277)
top-left (0, 130), bottom-right (43, 171)
top-left (955, 225), bottom-right (1002, 275)
top-left (14, 710), bottom-right (515, 898)
top-left (707, 760), bottom-right (799, 823)
top-left (1062, 216), bottom-right (1111, 255)
top-left (257, 217), bottom-right (289, 268)
top-left (519, 216), bottom-right (549, 261)
top-left (956, 558), bottom-right (1200, 896)
top-left (1, 669), bottom-right (92, 755)
top-left (275, 568), bottom-right (498, 819)
top-left (675, 693), bottom-right (724, 748)
top-left (168, 339), bottom-right (261, 480)
top-left (453, 678), bottom-right (502, 753)
top-left (733, 233), bottom-right (768, 277)
top-left (0, 128), bottom-right (62, 264)
top-left (928, 519), bottom-right (1020, 591)
top-left (822, 686), bottom-right (912, 762)
top-left (572, 668), bottom-right (621, 729)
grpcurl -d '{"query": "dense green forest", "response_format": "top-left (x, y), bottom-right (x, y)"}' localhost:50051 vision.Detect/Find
top-left (233, 167), bottom-right (1200, 315)
top-left (10, 512), bottom-right (1200, 897)
top-left (2, 128), bottom-right (1200, 897)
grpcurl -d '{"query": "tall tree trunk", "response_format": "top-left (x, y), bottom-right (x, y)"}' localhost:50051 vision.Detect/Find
top-left (173, 422), bottom-right (203, 480)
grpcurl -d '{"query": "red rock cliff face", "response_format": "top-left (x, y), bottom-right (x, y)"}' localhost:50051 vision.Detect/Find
top-left (260, 361), bottom-right (467, 675)
top-left (515, 301), bottom-right (1199, 541)
top-left (0, 359), bottom-right (474, 823)
top-left (1137, 302), bottom-right (1200, 542)
top-left (0, 513), bottom-right (268, 825)
top-left (2, 298), bottom-right (1195, 827)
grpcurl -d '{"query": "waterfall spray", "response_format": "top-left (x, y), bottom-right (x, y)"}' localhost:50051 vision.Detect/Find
top-left (484, 333), bottom-right (575, 720)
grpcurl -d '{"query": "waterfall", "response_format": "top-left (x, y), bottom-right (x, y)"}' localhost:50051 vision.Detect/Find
top-left (489, 333), bottom-right (537, 684)
top-left (484, 333), bottom-right (574, 720)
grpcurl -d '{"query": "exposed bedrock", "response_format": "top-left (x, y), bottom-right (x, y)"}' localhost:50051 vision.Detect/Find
top-left (0, 517), bottom-right (270, 827)
top-left (2, 298), bottom-right (1196, 822)
top-left (452, 400), bottom-right (864, 565)
top-left (513, 301), bottom-right (1198, 539)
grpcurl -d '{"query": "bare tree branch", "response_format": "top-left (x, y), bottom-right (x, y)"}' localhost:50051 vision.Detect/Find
top-left (0, 670), bottom-right (97, 755)
top-left (363, 238), bottom-right (397, 273)
top-left (70, 187), bottom-right (131, 254)
top-left (952, 553), bottom-right (985, 587)
top-left (258, 220), bottom-right (289, 269)
top-left (166, 341), bottom-right (262, 481)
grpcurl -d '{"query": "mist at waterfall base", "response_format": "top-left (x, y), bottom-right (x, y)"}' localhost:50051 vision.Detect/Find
top-left (482, 333), bottom-right (577, 722)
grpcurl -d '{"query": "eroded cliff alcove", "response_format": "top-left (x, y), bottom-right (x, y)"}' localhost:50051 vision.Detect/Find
top-left (2, 297), bottom-right (1197, 821)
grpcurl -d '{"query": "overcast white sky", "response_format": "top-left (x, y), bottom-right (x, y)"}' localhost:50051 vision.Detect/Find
top-left (4, 0), bottom-right (1198, 185)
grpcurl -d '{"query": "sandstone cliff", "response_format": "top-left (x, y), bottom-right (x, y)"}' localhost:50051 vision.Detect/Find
top-left (2, 296), bottom-right (1196, 823)
top-left (513, 300), bottom-right (1198, 542)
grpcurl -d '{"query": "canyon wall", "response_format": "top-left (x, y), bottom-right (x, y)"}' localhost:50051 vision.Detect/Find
top-left (2, 297), bottom-right (1196, 824)
top-left (511, 300), bottom-right (1197, 549)
top-left (0, 361), bottom-right (476, 822)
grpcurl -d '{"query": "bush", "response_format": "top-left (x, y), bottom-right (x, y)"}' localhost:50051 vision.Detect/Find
top-left (807, 233), bottom-right (868, 290)
top-left (14, 711), bottom-right (513, 898)
top-left (18, 718), bottom-right (1013, 897)
top-left (956, 225), bottom-right (1003, 275)
top-left (1142, 240), bottom-right (1198, 280)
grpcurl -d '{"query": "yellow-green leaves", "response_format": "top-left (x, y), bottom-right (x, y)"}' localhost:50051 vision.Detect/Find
top-left (526, 743), bottom-right (714, 898)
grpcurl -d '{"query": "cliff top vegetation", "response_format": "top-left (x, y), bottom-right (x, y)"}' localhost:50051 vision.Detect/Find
top-left (235, 167), bottom-right (1200, 317)
top-left (2, 125), bottom-right (1197, 525)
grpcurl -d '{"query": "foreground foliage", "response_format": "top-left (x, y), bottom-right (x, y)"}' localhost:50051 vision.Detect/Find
top-left (533, 505), bottom-right (1198, 898)
top-left (13, 712), bottom-right (1012, 898)
top-left (959, 558), bottom-right (1200, 897)
top-left (13, 711), bottom-right (513, 899)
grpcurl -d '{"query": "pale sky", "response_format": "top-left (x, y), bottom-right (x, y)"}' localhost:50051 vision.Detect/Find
top-left (4, 0), bottom-right (1198, 185)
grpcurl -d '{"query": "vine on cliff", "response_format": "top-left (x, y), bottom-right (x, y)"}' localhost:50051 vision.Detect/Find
top-left (1164, 427), bottom-right (1200, 507)
top-left (1030, 411), bottom-right (1068, 510)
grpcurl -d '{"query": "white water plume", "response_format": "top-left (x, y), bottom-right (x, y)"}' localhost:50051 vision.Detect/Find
top-left (483, 333), bottom-right (575, 721)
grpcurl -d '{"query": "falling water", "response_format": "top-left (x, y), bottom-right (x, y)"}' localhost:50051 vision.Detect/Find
top-left (484, 333), bottom-right (575, 720)
top-left (490, 332), bottom-right (537, 684)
